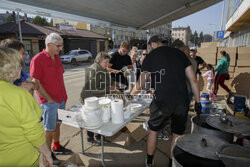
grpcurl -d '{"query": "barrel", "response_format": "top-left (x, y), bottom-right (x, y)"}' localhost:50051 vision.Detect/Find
top-left (191, 114), bottom-right (234, 143)
top-left (200, 93), bottom-right (210, 114)
top-left (172, 145), bottom-right (225, 167)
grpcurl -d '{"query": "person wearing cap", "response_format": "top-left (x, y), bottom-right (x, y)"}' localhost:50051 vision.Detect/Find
top-left (107, 41), bottom-right (132, 88)
top-left (131, 35), bottom-right (201, 167)
top-left (190, 47), bottom-right (207, 76)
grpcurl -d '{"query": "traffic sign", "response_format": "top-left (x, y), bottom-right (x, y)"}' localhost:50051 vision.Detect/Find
top-left (216, 31), bottom-right (225, 39)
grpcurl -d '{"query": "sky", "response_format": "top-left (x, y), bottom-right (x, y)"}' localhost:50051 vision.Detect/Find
top-left (172, 0), bottom-right (228, 35)
top-left (1, 0), bottom-right (228, 35)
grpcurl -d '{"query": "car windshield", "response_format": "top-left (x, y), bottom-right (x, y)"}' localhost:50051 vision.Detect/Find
top-left (66, 51), bottom-right (77, 55)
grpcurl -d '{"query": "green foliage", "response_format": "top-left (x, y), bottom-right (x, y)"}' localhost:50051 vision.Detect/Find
top-left (5, 14), bottom-right (14, 23)
top-left (190, 30), bottom-right (206, 46)
top-left (203, 34), bottom-right (213, 42)
top-left (32, 16), bottom-right (51, 26)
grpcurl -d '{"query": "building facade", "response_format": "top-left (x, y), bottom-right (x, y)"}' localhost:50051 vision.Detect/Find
top-left (171, 26), bottom-right (191, 45)
top-left (224, 0), bottom-right (250, 47)
top-left (52, 18), bottom-right (172, 49)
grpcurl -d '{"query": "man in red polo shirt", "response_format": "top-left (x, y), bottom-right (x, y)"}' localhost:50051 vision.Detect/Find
top-left (30, 33), bottom-right (69, 164)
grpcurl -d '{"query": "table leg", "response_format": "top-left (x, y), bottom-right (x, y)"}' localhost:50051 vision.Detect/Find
top-left (80, 128), bottom-right (84, 154)
top-left (101, 135), bottom-right (105, 167)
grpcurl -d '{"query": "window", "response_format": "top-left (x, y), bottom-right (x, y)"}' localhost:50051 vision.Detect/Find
top-left (68, 51), bottom-right (78, 55)
top-left (79, 51), bottom-right (88, 54)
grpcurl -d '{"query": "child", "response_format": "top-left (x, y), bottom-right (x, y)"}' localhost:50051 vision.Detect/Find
top-left (202, 64), bottom-right (216, 99)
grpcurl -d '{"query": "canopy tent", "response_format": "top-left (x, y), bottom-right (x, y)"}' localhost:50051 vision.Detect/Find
top-left (1, 0), bottom-right (222, 30)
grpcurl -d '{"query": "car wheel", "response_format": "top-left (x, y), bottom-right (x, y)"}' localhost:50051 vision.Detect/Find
top-left (87, 56), bottom-right (92, 62)
top-left (71, 58), bottom-right (77, 64)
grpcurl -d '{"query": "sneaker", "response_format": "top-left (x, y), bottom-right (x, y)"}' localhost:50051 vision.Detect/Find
top-left (145, 159), bottom-right (154, 167)
top-left (51, 152), bottom-right (61, 165)
top-left (52, 145), bottom-right (72, 155)
top-left (95, 134), bottom-right (101, 141)
top-left (211, 93), bottom-right (216, 100)
top-left (157, 131), bottom-right (169, 141)
top-left (226, 92), bottom-right (234, 104)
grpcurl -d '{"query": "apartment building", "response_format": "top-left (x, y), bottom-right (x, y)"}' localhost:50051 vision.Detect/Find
top-left (224, 0), bottom-right (250, 46)
top-left (171, 26), bottom-right (191, 45)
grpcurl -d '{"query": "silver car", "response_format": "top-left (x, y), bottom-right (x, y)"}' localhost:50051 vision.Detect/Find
top-left (60, 50), bottom-right (92, 64)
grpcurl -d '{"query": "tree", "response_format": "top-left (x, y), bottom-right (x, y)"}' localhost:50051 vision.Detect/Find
top-left (203, 34), bottom-right (213, 42)
top-left (32, 16), bottom-right (51, 26)
top-left (199, 31), bottom-right (204, 45)
top-left (5, 14), bottom-right (14, 23)
top-left (193, 30), bottom-right (198, 46)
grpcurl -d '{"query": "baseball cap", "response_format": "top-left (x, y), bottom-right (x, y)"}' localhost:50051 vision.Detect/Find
top-left (147, 35), bottom-right (164, 45)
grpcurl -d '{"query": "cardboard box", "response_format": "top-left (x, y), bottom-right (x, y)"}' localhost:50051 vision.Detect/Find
top-left (237, 46), bottom-right (250, 67)
top-left (231, 77), bottom-right (250, 96)
top-left (105, 131), bottom-right (122, 142)
top-left (238, 46), bottom-right (250, 54)
top-left (217, 47), bottom-right (237, 67)
top-left (112, 132), bottom-right (135, 147)
top-left (218, 47), bottom-right (237, 55)
top-left (126, 123), bottom-right (147, 142)
top-left (197, 46), bottom-right (217, 54)
top-left (234, 67), bottom-right (250, 73)
top-left (59, 154), bottom-right (85, 167)
top-left (202, 57), bottom-right (217, 65)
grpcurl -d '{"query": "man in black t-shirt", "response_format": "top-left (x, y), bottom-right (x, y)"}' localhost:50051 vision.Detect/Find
top-left (131, 35), bottom-right (201, 167)
top-left (190, 48), bottom-right (207, 75)
top-left (107, 41), bottom-right (132, 87)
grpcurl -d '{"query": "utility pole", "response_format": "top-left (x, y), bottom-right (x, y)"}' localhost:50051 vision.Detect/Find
top-left (17, 12), bottom-right (23, 42)
top-left (220, 0), bottom-right (225, 31)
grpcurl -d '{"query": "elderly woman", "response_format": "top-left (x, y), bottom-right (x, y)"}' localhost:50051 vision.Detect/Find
top-left (80, 52), bottom-right (111, 142)
top-left (0, 47), bottom-right (52, 166)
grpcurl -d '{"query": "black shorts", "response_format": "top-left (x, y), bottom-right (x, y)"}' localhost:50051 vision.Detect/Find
top-left (148, 101), bottom-right (189, 135)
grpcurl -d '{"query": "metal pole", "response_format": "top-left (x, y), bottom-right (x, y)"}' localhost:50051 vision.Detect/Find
top-left (80, 128), bottom-right (84, 154)
top-left (17, 12), bottom-right (23, 42)
top-left (101, 135), bottom-right (105, 167)
top-left (146, 30), bottom-right (150, 51)
top-left (220, 0), bottom-right (225, 31)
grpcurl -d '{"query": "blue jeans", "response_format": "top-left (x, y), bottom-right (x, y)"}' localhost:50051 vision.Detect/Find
top-left (40, 99), bottom-right (65, 131)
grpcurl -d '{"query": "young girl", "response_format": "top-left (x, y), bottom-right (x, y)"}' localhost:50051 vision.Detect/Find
top-left (202, 64), bottom-right (216, 99)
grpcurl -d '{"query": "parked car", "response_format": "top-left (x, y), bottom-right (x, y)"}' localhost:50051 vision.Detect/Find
top-left (60, 50), bottom-right (92, 64)
top-left (108, 48), bottom-right (119, 56)
top-left (24, 51), bottom-right (30, 66)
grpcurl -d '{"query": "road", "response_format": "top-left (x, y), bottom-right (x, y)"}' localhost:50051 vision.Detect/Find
top-left (63, 64), bottom-right (90, 109)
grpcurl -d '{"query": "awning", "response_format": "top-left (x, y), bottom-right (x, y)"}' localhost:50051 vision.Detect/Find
top-left (1, 0), bottom-right (222, 30)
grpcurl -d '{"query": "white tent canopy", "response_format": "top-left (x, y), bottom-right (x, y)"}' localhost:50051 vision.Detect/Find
top-left (1, 0), bottom-right (222, 30)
